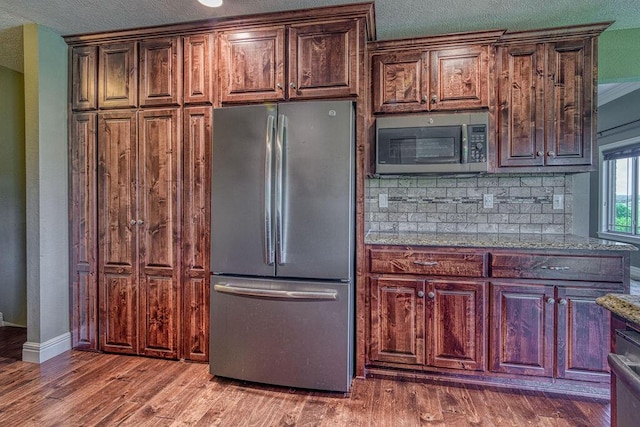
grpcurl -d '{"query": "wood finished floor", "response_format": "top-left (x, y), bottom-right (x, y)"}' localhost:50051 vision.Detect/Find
top-left (0, 327), bottom-right (610, 426)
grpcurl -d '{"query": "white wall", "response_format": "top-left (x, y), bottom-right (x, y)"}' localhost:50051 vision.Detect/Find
top-left (22, 24), bottom-right (70, 362)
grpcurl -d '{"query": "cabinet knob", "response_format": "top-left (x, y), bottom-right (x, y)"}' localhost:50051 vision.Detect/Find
top-left (430, 94), bottom-right (438, 103)
top-left (276, 83), bottom-right (283, 90)
top-left (421, 95), bottom-right (428, 104)
top-left (417, 291), bottom-right (425, 298)
top-left (137, 219), bottom-right (144, 225)
top-left (289, 82), bottom-right (297, 90)
top-left (558, 298), bottom-right (568, 305)
top-left (130, 219), bottom-right (136, 225)
top-left (546, 297), bottom-right (555, 305)
top-left (428, 291), bottom-right (435, 299)
top-left (536, 151), bottom-right (543, 157)
top-left (547, 151), bottom-right (556, 158)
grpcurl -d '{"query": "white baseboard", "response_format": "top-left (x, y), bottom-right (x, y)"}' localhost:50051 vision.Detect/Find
top-left (22, 332), bottom-right (71, 364)
top-left (631, 266), bottom-right (640, 281)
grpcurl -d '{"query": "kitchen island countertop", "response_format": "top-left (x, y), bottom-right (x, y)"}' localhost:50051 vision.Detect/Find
top-left (365, 231), bottom-right (638, 251)
top-left (597, 293), bottom-right (640, 324)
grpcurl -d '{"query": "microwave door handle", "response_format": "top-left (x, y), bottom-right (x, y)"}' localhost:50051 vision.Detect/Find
top-left (264, 114), bottom-right (275, 266)
top-left (461, 123), bottom-right (468, 164)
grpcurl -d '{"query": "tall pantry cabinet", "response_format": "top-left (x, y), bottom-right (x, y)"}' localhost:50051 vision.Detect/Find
top-left (68, 34), bottom-right (212, 361)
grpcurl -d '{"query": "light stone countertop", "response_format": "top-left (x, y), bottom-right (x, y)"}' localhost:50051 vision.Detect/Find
top-left (597, 293), bottom-right (640, 325)
top-left (365, 231), bottom-right (638, 251)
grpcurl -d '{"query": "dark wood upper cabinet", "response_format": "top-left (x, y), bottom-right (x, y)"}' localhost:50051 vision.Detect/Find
top-left (98, 42), bottom-right (138, 109)
top-left (288, 20), bottom-right (358, 99)
top-left (219, 27), bottom-right (286, 102)
top-left (71, 46), bottom-right (97, 111)
top-left (371, 51), bottom-right (427, 113)
top-left (494, 23), bottom-right (609, 172)
top-left (370, 31), bottom-right (503, 114)
top-left (219, 18), bottom-right (359, 103)
top-left (183, 34), bottom-right (213, 105)
top-left (430, 46), bottom-right (488, 111)
top-left (140, 37), bottom-right (182, 107)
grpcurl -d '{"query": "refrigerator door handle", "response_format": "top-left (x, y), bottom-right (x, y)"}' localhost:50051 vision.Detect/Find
top-left (214, 283), bottom-right (337, 301)
top-left (275, 114), bottom-right (287, 265)
top-left (264, 114), bottom-right (276, 265)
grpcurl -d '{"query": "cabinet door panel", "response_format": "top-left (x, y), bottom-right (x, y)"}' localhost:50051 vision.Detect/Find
top-left (184, 34), bottom-right (213, 105)
top-left (99, 42), bottom-right (138, 109)
top-left (219, 27), bottom-right (285, 102)
top-left (71, 46), bottom-right (97, 111)
top-left (545, 39), bottom-right (594, 166)
top-left (98, 111), bottom-right (138, 354)
top-left (182, 107), bottom-right (211, 361)
top-left (430, 46), bottom-right (488, 110)
top-left (70, 113), bottom-right (98, 350)
top-left (372, 51), bottom-right (427, 113)
top-left (289, 20), bottom-right (358, 99)
top-left (140, 37), bottom-right (182, 106)
top-left (490, 282), bottom-right (554, 377)
top-left (557, 287), bottom-right (610, 382)
top-left (497, 44), bottom-right (545, 167)
top-left (428, 280), bottom-right (486, 371)
top-left (370, 277), bottom-right (425, 365)
top-left (138, 109), bottom-right (181, 359)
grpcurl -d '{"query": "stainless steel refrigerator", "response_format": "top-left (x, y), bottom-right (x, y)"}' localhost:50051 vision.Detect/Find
top-left (209, 100), bottom-right (355, 392)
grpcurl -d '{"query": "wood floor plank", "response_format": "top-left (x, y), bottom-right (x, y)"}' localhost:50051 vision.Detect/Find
top-left (0, 341), bottom-right (611, 427)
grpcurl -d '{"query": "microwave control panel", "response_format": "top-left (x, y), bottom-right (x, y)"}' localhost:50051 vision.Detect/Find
top-left (467, 125), bottom-right (487, 163)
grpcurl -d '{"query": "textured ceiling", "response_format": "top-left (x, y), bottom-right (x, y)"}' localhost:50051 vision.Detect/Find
top-left (0, 0), bottom-right (639, 39)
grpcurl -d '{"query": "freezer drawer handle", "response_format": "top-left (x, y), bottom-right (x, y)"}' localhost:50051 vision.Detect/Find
top-left (214, 284), bottom-right (337, 301)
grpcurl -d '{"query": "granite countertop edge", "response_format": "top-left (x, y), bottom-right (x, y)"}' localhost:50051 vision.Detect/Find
top-left (364, 231), bottom-right (638, 251)
top-left (597, 294), bottom-right (640, 325)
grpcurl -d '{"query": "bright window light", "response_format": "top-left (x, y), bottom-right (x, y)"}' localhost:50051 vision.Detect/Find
top-left (198, 0), bottom-right (223, 7)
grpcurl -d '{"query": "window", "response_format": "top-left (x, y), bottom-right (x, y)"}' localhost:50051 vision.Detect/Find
top-left (600, 138), bottom-right (640, 241)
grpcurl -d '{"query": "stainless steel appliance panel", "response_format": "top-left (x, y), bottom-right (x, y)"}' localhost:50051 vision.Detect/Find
top-left (610, 329), bottom-right (640, 427)
top-left (210, 276), bottom-right (353, 392)
top-left (276, 101), bottom-right (354, 280)
top-left (211, 104), bottom-right (276, 277)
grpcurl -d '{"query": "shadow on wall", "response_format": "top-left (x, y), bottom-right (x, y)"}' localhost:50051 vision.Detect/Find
top-left (0, 64), bottom-right (27, 327)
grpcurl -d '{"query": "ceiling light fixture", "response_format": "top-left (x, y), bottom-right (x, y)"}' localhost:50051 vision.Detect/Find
top-left (198, 0), bottom-right (223, 7)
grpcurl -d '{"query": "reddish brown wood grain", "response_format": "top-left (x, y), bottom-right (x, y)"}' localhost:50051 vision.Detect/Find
top-left (71, 45), bottom-right (97, 111)
top-left (139, 37), bottom-right (182, 107)
top-left (98, 42), bottom-right (138, 108)
top-left (183, 33), bottom-right (214, 105)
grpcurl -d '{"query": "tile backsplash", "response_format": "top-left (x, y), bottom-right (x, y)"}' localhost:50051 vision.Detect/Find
top-left (365, 174), bottom-right (572, 234)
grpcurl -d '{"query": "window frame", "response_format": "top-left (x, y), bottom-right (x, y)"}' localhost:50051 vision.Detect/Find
top-left (599, 136), bottom-right (640, 244)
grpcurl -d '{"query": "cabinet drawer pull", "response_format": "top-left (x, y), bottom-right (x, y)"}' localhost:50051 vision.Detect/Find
top-left (427, 291), bottom-right (435, 299)
top-left (540, 265), bottom-right (569, 271)
top-left (546, 297), bottom-right (555, 305)
top-left (417, 291), bottom-right (425, 298)
top-left (413, 260), bottom-right (439, 267)
top-left (558, 298), bottom-right (568, 305)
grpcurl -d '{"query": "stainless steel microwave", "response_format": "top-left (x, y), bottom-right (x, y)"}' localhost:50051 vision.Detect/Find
top-left (375, 112), bottom-right (489, 175)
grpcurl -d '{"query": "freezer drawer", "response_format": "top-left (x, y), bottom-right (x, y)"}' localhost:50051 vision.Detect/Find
top-left (210, 276), bottom-right (353, 392)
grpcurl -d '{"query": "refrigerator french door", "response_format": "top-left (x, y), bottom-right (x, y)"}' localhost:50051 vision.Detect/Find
top-left (210, 100), bottom-right (355, 392)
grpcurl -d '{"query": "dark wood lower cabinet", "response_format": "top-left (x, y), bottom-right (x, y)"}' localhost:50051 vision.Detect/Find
top-left (369, 275), bottom-right (486, 372)
top-left (489, 282), bottom-right (555, 377)
top-left (366, 245), bottom-right (629, 396)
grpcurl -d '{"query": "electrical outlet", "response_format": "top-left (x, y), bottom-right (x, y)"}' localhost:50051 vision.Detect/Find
top-left (379, 193), bottom-right (388, 208)
top-left (483, 194), bottom-right (494, 209)
top-left (553, 194), bottom-right (564, 210)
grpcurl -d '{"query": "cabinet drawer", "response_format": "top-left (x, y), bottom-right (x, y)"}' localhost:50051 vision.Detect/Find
top-left (369, 248), bottom-right (487, 277)
top-left (491, 253), bottom-right (624, 282)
